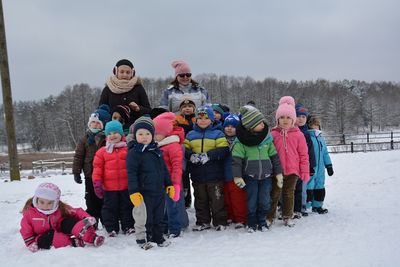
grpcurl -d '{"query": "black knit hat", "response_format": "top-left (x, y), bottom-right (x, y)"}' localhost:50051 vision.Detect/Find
top-left (130, 115), bottom-right (155, 139)
top-left (116, 59), bottom-right (134, 68)
top-left (111, 105), bottom-right (131, 124)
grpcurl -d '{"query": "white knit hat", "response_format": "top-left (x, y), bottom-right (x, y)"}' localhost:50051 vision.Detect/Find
top-left (33, 183), bottom-right (61, 215)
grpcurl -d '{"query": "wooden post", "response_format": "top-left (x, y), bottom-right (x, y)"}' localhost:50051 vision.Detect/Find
top-left (0, 0), bottom-right (20, 181)
top-left (351, 142), bottom-right (354, 153)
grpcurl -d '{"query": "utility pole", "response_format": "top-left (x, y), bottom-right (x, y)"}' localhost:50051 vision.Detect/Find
top-left (0, 0), bottom-right (20, 181)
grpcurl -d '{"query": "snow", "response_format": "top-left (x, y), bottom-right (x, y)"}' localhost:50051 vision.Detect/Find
top-left (1, 150), bottom-right (400, 267)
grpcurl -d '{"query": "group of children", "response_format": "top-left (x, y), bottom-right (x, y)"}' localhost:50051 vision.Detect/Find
top-left (20, 95), bottom-right (334, 252)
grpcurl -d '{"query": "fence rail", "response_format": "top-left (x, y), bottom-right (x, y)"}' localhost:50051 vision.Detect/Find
top-left (32, 158), bottom-right (73, 175)
top-left (325, 131), bottom-right (400, 145)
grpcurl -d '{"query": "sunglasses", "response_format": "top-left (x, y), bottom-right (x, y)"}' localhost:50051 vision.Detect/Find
top-left (177, 73), bottom-right (192, 78)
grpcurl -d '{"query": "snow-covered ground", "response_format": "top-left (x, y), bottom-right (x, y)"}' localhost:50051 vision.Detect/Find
top-left (1, 150), bottom-right (399, 267)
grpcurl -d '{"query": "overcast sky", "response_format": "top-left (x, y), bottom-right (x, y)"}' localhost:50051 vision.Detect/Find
top-left (1, 0), bottom-right (399, 101)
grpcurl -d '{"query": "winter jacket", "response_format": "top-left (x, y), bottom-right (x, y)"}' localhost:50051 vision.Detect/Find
top-left (92, 146), bottom-right (128, 191)
top-left (308, 129), bottom-right (332, 187)
top-left (271, 127), bottom-right (309, 181)
top-left (175, 113), bottom-right (196, 136)
top-left (20, 205), bottom-right (90, 248)
top-left (72, 130), bottom-right (106, 178)
top-left (126, 142), bottom-right (172, 197)
top-left (157, 126), bottom-right (185, 185)
top-left (184, 124), bottom-right (229, 183)
top-left (159, 84), bottom-right (209, 113)
top-left (232, 134), bottom-right (282, 180)
top-left (299, 125), bottom-right (316, 173)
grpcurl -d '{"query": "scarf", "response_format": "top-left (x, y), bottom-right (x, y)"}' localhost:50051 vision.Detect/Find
top-left (236, 123), bottom-right (269, 146)
top-left (106, 75), bottom-right (139, 94)
top-left (133, 141), bottom-right (159, 153)
top-left (87, 129), bottom-right (101, 145)
top-left (105, 140), bottom-right (127, 153)
top-left (157, 135), bottom-right (180, 147)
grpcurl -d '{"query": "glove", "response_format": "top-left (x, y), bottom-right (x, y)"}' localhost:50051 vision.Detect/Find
top-left (326, 165), bottom-right (334, 176)
top-left (84, 216), bottom-right (97, 227)
top-left (199, 153), bottom-right (210, 165)
top-left (93, 180), bottom-right (104, 199)
top-left (172, 184), bottom-right (181, 202)
top-left (74, 173), bottom-right (82, 184)
top-left (166, 186), bottom-right (175, 200)
top-left (276, 173), bottom-right (283, 189)
top-left (234, 177), bottom-right (246, 189)
top-left (130, 192), bottom-right (143, 206)
top-left (28, 242), bottom-right (39, 253)
top-left (190, 154), bottom-right (200, 164)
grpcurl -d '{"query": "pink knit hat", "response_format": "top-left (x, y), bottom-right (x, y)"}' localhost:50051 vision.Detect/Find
top-left (153, 112), bottom-right (176, 137)
top-left (275, 96), bottom-right (297, 126)
top-left (171, 60), bottom-right (191, 77)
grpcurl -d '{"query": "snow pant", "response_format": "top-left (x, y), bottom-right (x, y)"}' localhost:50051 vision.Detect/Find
top-left (84, 176), bottom-right (103, 224)
top-left (294, 179), bottom-right (303, 213)
top-left (245, 177), bottom-right (272, 229)
top-left (182, 170), bottom-right (192, 208)
top-left (102, 190), bottom-right (134, 234)
top-left (302, 181), bottom-right (308, 210)
top-left (224, 181), bottom-right (247, 224)
top-left (307, 188), bottom-right (326, 208)
top-left (163, 189), bottom-right (189, 236)
top-left (193, 180), bottom-right (227, 227)
top-left (267, 174), bottom-right (298, 221)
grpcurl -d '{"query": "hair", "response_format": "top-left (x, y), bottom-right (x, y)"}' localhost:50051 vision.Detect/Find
top-left (307, 115), bottom-right (321, 129)
top-left (170, 78), bottom-right (199, 88)
top-left (21, 197), bottom-right (72, 217)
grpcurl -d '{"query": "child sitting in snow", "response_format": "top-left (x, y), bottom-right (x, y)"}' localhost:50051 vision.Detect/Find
top-left (20, 183), bottom-right (104, 252)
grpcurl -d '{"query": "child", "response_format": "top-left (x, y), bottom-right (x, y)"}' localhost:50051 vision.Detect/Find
top-left (222, 114), bottom-right (248, 229)
top-left (92, 120), bottom-right (134, 236)
top-left (184, 106), bottom-right (229, 231)
top-left (232, 106), bottom-right (282, 232)
top-left (294, 103), bottom-right (316, 218)
top-left (153, 112), bottom-right (189, 238)
top-left (20, 183), bottom-right (104, 252)
top-left (307, 115), bottom-right (334, 214)
top-left (267, 96), bottom-right (309, 227)
top-left (126, 116), bottom-right (175, 249)
top-left (212, 103), bottom-right (225, 125)
top-left (72, 104), bottom-right (111, 227)
top-left (175, 98), bottom-right (197, 208)
top-left (111, 104), bottom-right (132, 135)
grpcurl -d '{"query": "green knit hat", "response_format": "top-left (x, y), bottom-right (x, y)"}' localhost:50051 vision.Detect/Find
top-left (239, 105), bottom-right (266, 130)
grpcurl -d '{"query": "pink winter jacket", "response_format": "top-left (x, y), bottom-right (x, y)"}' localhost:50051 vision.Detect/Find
top-left (271, 126), bottom-right (310, 181)
top-left (20, 204), bottom-right (90, 248)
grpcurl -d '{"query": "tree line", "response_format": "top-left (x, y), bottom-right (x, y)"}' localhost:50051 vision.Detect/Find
top-left (0, 75), bottom-right (399, 151)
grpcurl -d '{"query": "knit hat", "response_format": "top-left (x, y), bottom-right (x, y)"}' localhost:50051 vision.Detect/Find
top-left (131, 115), bottom-right (155, 138)
top-left (33, 182), bottom-right (61, 215)
top-left (275, 96), bottom-right (297, 126)
top-left (88, 104), bottom-right (111, 129)
top-left (295, 103), bottom-right (309, 117)
top-left (196, 106), bottom-right (215, 122)
top-left (153, 112), bottom-right (176, 137)
top-left (223, 114), bottom-right (240, 128)
top-left (111, 105), bottom-right (131, 123)
top-left (172, 60), bottom-right (191, 77)
top-left (239, 105), bottom-right (266, 130)
top-left (212, 104), bottom-right (224, 116)
top-left (179, 98), bottom-right (196, 111)
top-left (105, 120), bottom-right (124, 136)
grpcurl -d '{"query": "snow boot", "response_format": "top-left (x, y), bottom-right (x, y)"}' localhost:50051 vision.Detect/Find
top-left (312, 207), bottom-right (328, 214)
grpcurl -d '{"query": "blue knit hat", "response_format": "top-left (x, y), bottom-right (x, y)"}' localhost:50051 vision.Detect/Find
top-left (295, 103), bottom-right (309, 117)
top-left (223, 114), bottom-right (239, 128)
top-left (196, 106), bottom-right (215, 122)
top-left (130, 115), bottom-right (155, 138)
top-left (88, 104), bottom-right (111, 130)
top-left (105, 120), bottom-right (124, 136)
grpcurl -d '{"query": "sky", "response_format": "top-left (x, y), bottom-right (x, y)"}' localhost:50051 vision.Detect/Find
top-left (1, 0), bottom-right (399, 101)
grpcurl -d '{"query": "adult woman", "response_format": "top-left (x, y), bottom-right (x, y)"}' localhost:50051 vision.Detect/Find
top-left (159, 60), bottom-right (209, 113)
top-left (99, 59), bottom-right (151, 127)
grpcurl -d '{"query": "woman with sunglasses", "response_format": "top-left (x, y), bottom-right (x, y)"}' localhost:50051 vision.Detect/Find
top-left (159, 60), bottom-right (209, 113)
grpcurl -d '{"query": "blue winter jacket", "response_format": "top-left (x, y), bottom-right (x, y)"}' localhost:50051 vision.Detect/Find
top-left (308, 129), bottom-right (332, 189)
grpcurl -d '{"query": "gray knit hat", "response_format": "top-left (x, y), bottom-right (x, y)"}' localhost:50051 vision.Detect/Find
top-left (130, 115), bottom-right (155, 139)
top-left (239, 105), bottom-right (266, 130)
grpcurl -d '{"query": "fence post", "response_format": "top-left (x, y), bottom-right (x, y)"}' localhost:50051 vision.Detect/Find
top-left (391, 140), bottom-right (394, 150)
top-left (351, 142), bottom-right (354, 153)
top-left (341, 134), bottom-right (346, 144)
top-left (367, 133), bottom-right (369, 143)
top-left (391, 131), bottom-right (393, 142)
top-left (61, 161), bottom-right (65, 175)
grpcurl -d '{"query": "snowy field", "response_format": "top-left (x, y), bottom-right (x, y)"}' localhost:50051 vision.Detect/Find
top-left (1, 150), bottom-right (399, 267)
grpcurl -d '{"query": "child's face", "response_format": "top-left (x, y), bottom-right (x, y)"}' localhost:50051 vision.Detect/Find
top-left (112, 112), bottom-right (123, 123)
top-left (197, 117), bottom-right (212, 129)
top-left (296, 115), bottom-right (307, 127)
top-left (155, 134), bottom-right (165, 142)
top-left (116, 65), bottom-right (133, 80)
top-left (224, 125), bottom-right (236, 137)
top-left (253, 121), bottom-right (265, 132)
top-left (181, 105), bottom-right (195, 116)
top-left (36, 197), bottom-right (54, 211)
top-left (107, 132), bottom-right (122, 143)
top-left (310, 124), bottom-right (320, 130)
top-left (89, 121), bottom-right (102, 130)
top-left (213, 112), bottom-right (222, 121)
top-left (278, 116), bottom-right (293, 129)
top-left (136, 129), bottom-right (152, 145)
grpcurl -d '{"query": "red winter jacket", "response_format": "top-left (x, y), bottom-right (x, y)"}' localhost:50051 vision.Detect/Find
top-left (157, 126), bottom-right (184, 185)
top-left (92, 146), bottom-right (128, 191)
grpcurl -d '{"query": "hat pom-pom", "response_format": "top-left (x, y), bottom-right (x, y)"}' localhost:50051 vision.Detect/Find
top-left (279, 96), bottom-right (295, 107)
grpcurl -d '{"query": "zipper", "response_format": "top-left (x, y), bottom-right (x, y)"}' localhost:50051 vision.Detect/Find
top-left (258, 146), bottom-right (262, 179)
top-left (201, 130), bottom-right (205, 153)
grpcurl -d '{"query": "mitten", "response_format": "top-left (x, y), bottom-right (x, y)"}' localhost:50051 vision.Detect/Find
top-left (28, 242), bottom-right (39, 253)
top-left (326, 165), bottom-right (334, 176)
top-left (172, 184), bottom-right (181, 202)
top-left (276, 173), bottom-right (284, 189)
top-left (93, 180), bottom-right (104, 199)
top-left (166, 186), bottom-right (175, 199)
top-left (190, 154), bottom-right (200, 164)
top-left (74, 173), bottom-right (82, 184)
top-left (199, 153), bottom-right (210, 165)
top-left (130, 192), bottom-right (143, 206)
top-left (84, 216), bottom-right (97, 226)
top-left (234, 177), bottom-right (246, 189)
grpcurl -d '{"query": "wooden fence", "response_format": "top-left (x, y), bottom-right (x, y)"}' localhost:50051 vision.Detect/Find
top-left (31, 158), bottom-right (73, 175)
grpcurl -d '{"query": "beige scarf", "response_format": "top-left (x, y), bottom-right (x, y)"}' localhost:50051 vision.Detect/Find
top-left (106, 75), bottom-right (139, 94)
